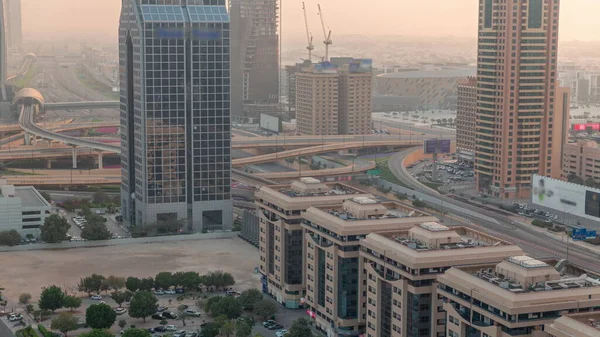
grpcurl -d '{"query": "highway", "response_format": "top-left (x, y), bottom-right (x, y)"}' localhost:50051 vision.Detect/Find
top-left (388, 148), bottom-right (600, 272)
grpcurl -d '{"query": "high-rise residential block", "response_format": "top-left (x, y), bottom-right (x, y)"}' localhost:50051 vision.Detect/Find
top-left (361, 223), bottom-right (522, 337)
top-left (296, 60), bottom-right (373, 136)
top-left (119, 0), bottom-right (232, 229)
top-left (456, 77), bottom-right (477, 163)
top-left (302, 197), bottom-right (437, 336)
top-left (5, 0), bottom-right (21, 53)
top-left (475, 0), bottom-right (562, 199)
top-left (0, 0), bottom-right (7, 100)
top-left (230, 0), bottom-right (279, 118)
top-left (438, 256), bottom-right (600, 337)
top-left (255, 178), bottom-right (372, 309)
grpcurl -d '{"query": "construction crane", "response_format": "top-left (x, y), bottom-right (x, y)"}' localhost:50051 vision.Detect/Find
top-left (302, 2), bottom-right (314, 62)
top-left (317, 4), bottom-right (332, 62)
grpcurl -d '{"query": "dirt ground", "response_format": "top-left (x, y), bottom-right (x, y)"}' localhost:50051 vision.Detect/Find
top-left (0, 237), bottom-right (261, 304)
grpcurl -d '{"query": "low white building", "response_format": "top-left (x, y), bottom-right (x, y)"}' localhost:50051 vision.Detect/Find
top-left (0, 179), bottom-right (51, 238)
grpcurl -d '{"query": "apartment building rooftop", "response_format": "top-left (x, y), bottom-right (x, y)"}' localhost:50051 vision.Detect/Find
top-left (277, 178), bottom-right (363, 198)
top-left (327, 197), bottom-right (427, 221)
top-left (546, 312), bottom-right (600, 337)
top-left (449, 256), bottom-right (600, 297)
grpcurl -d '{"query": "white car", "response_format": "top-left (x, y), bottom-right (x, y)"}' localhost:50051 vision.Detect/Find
top-left (114, 307), bottom-right (127, 315)
top-left (276, 330), bottom-right (288, 337)
top-left (165, 325), bottom-right (177, 331)
top-left (184, 309), bottom-right (201, 317)
top-left (154, 290), bottom-right (165, 295)
top-left (164, 289), bottom-right (176, 295)
top-left (91, 295), bottom-right (102, 300)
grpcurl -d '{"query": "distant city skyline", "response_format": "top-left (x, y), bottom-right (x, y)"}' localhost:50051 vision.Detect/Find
top-left (18, 0), bottom-right (600, 43)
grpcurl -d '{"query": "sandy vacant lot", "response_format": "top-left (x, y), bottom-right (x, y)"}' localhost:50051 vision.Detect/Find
top-left (0, 237), bottom-right (261, 303)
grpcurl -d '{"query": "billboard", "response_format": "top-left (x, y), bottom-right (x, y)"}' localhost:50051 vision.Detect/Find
top-left (423, 139), bottom-right (451, 154)
top-left (260, 113), bottom-right (281, 133)
top-left (532, 174), bottom-right (600, 223)
top-left (573, 123), bottom-right (600, 132)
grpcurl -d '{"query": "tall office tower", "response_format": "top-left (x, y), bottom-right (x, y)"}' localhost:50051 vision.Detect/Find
top-left (229, 0), bottom-right (279, 119)
top-left (296, 60), bottom-right (373, 136)
top-left (255, 178), bottom-right (372, 309)
top-left (0, 0), bottom-right (8, 103)
top-left (475, 0), bottom-right (561, 199)
top-left (456, 77), bottom-right (477, 163)
top-left (119, 0), bottom-right (232, 230)
top-left (5, 0), bottom-right (21, 53)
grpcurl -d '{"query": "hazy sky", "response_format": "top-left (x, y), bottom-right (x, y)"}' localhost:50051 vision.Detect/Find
top-left (21, 0), bottom-right (600, 42)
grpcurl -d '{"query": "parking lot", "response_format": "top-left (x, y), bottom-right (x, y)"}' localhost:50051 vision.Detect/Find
top-left (407, 158), bottom-right (475, 190)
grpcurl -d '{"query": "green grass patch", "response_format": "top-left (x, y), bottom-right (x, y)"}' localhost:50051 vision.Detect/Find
top-left (0, 169), bottom-right (40, 176)
top-left (91, 118), bottom-right (103, 122)
top-left (75, 65), bottom-right (119, 99)
top-left (14, 64), bottom-right (38, 89)
top-left (421, 181), bottom-right (445, 192)
top-left (374, 157), bottom-right (412, 189)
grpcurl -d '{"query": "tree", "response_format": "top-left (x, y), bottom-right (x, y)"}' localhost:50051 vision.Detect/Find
top-left (253, 299), bottom-right (277, 320)
top-left (586, 176), bottom-right (597, 187)
top-left (237, 288), bottom-right (262, 311)
top-left (86, 303), bottom-right (117, 329)
top-left (39, 285), bottom-right (65, 312)
top-left (111, 291), bottom-right (129, 308)
top-left (220, 320), bottom-right (235, 337)
top-left (93, 191), bottom-right (108, 204)
top-left (78, 274), bottom-right (106, 295)
top-left (78, 330), bottom-right (115, 337)
top-left (177, 304), bottom-right (189, 326)
top-left (125, 277), bottom-right (141, 292)
top-left (81, 215), bottom-right (112, 241)
top-left (209, 296), bottom-right (242, 319)
top-left (154, 272), bottom-right (174, 289)
top-left (235, 319), bottom-right (253, 337)
top-left (139, 277), bottom-right (154, 291)
top-left (172, 271), bottom-right (201, 291)
top-left (105, 276), bottom-right (126, 291)
top-left (129, 291), bottom-right (158, 322)
top-left (18, 293), bottom-right (31, 306)
top-left (40, 191), bottom-right (52, 203)
top-left (118, 319), bottom-right (127, 329)
top-left (201, 323), bottom-right (220, 337)
top-left (50, 312), bottom-right (79, 337)
top-left (63, 295), bottom-right (82, 311)
top-left (122, 329), bottom-right (151, 337)
top-left (40, 214), bottom-right (70, 243)
top-left (0, 230), bottom-right (21, 246)
top-left (288, 318), bottom-right (313, 337)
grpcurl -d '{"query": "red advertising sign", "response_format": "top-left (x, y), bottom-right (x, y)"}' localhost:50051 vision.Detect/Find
top-left (574, 123), bottom-right (600, 131)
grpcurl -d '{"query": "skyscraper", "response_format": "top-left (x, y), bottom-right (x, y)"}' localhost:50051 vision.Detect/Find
top-left (119, 0), bottom-right (232, 230)
top-left (0, 0), bottom-right (8, 102)
top-left (456, 77), bottom-right (477, 163)
top-left (475, 0), bottom-right (563, 199)
top-left (229, 0), bottom-right (279, 120)
top-left (5, 0), bottom-right (21, 53)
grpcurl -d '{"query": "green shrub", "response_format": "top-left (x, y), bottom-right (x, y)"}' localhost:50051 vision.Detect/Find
top-left (38, 324), bottom-right (55, 337)
top-left (531, 219), bottom-right (552, 229)
top-left (159, 320), bottom-right (168, 325)
top-left (412, 200), bottom-right (426, 208)
top-left (17, 326), bottom-right (37, 337)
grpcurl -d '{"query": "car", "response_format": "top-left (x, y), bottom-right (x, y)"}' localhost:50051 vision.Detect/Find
top-left (154, 326), bottom-right (167, 332)
top-left (276, 330), bottom-right (289, 337)
top-left (164, 289), bottom-right (176, 295)
top-left (151, 313), bottom-right (165, 320)
top-left (8, 314), bottom-right (23, 321)
top-left (185, 332), bottom-right (198, 337)
top-left (165, 325), bottom-right (177, 331)
top-left (163, 311), bottom-right (178, 319)
top-left (147, 328), bottom-right (155, 333)
top-left (268, 324), bottom-right (284, 330)
top-left (114, 307), bottom-right (127, 315)
top-left (262, 320), bottom-right (276, 328)
top-left (184, 309), bottom-right (201, 317)
top-left (157, 306), bottom-right (168, 312)
top-left (175, 287), bottom-right (185, 294)
top-left (154, 290), bottom-right (165, 295)
top-left (91, 295), bottom-right (102, 300)
top-left (173, 330), bottom-right (186, 337)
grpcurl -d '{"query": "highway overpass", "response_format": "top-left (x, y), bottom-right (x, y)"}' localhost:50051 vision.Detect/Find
top-left (45, 101), bottom-right (120, 110)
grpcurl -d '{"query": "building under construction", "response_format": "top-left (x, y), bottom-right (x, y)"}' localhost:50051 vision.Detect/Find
top-left (230, 0), bottom-right (280, 122)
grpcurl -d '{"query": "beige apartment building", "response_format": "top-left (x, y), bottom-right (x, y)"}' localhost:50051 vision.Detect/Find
top-left (562, 141), bottom-right (600, 181)
top-left (296, 61), bottom-right (373, 136)
top-left (545, 312), bottom-right (600, 337)
top-left (360, 223), bottom-right (523, 337)
top-left (438, 256), bottom-right (600, 337)
top-left (475, 0), bottom-right (566, 198)
top-left (255, 178), bottom-right (372, 309)
top-left (302, 197), bottom-right (438, 337)
top-left (457, 77), bottom-right (477, 163)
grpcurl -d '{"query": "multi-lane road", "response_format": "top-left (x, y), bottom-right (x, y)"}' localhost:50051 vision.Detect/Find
top-left (388, 148), bottom-right (600, 272)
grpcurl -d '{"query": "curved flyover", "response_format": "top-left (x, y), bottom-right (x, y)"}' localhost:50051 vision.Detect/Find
top-left (18, 105), bottom-right (120, 153)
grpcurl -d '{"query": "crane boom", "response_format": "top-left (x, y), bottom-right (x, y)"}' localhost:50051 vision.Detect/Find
top-left (302, 2), bottom-right (314, 62)
top-left (317, 4), bottom-right (332, 61)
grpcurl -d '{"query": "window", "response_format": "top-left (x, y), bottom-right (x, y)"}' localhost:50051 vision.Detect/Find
top-left (484, 0), bottom-right (493, 28)
top-left (528, 0), bottom-right (544, 28)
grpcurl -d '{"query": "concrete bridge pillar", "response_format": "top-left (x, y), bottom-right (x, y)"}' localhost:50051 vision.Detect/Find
top-left (24, 132), bottom-right (31, 145)
top-left (47, 140), bottom-right (53, 148)
top-left (97, 152), bottom-right (103, 169)
top-left (46, 160), bottom-right (52, 169)
top-left (71, 146), bottom-right (78, 169)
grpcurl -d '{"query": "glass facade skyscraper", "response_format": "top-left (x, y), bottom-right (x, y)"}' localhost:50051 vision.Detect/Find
top-left (119, 0), bottom-right (232, 230)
